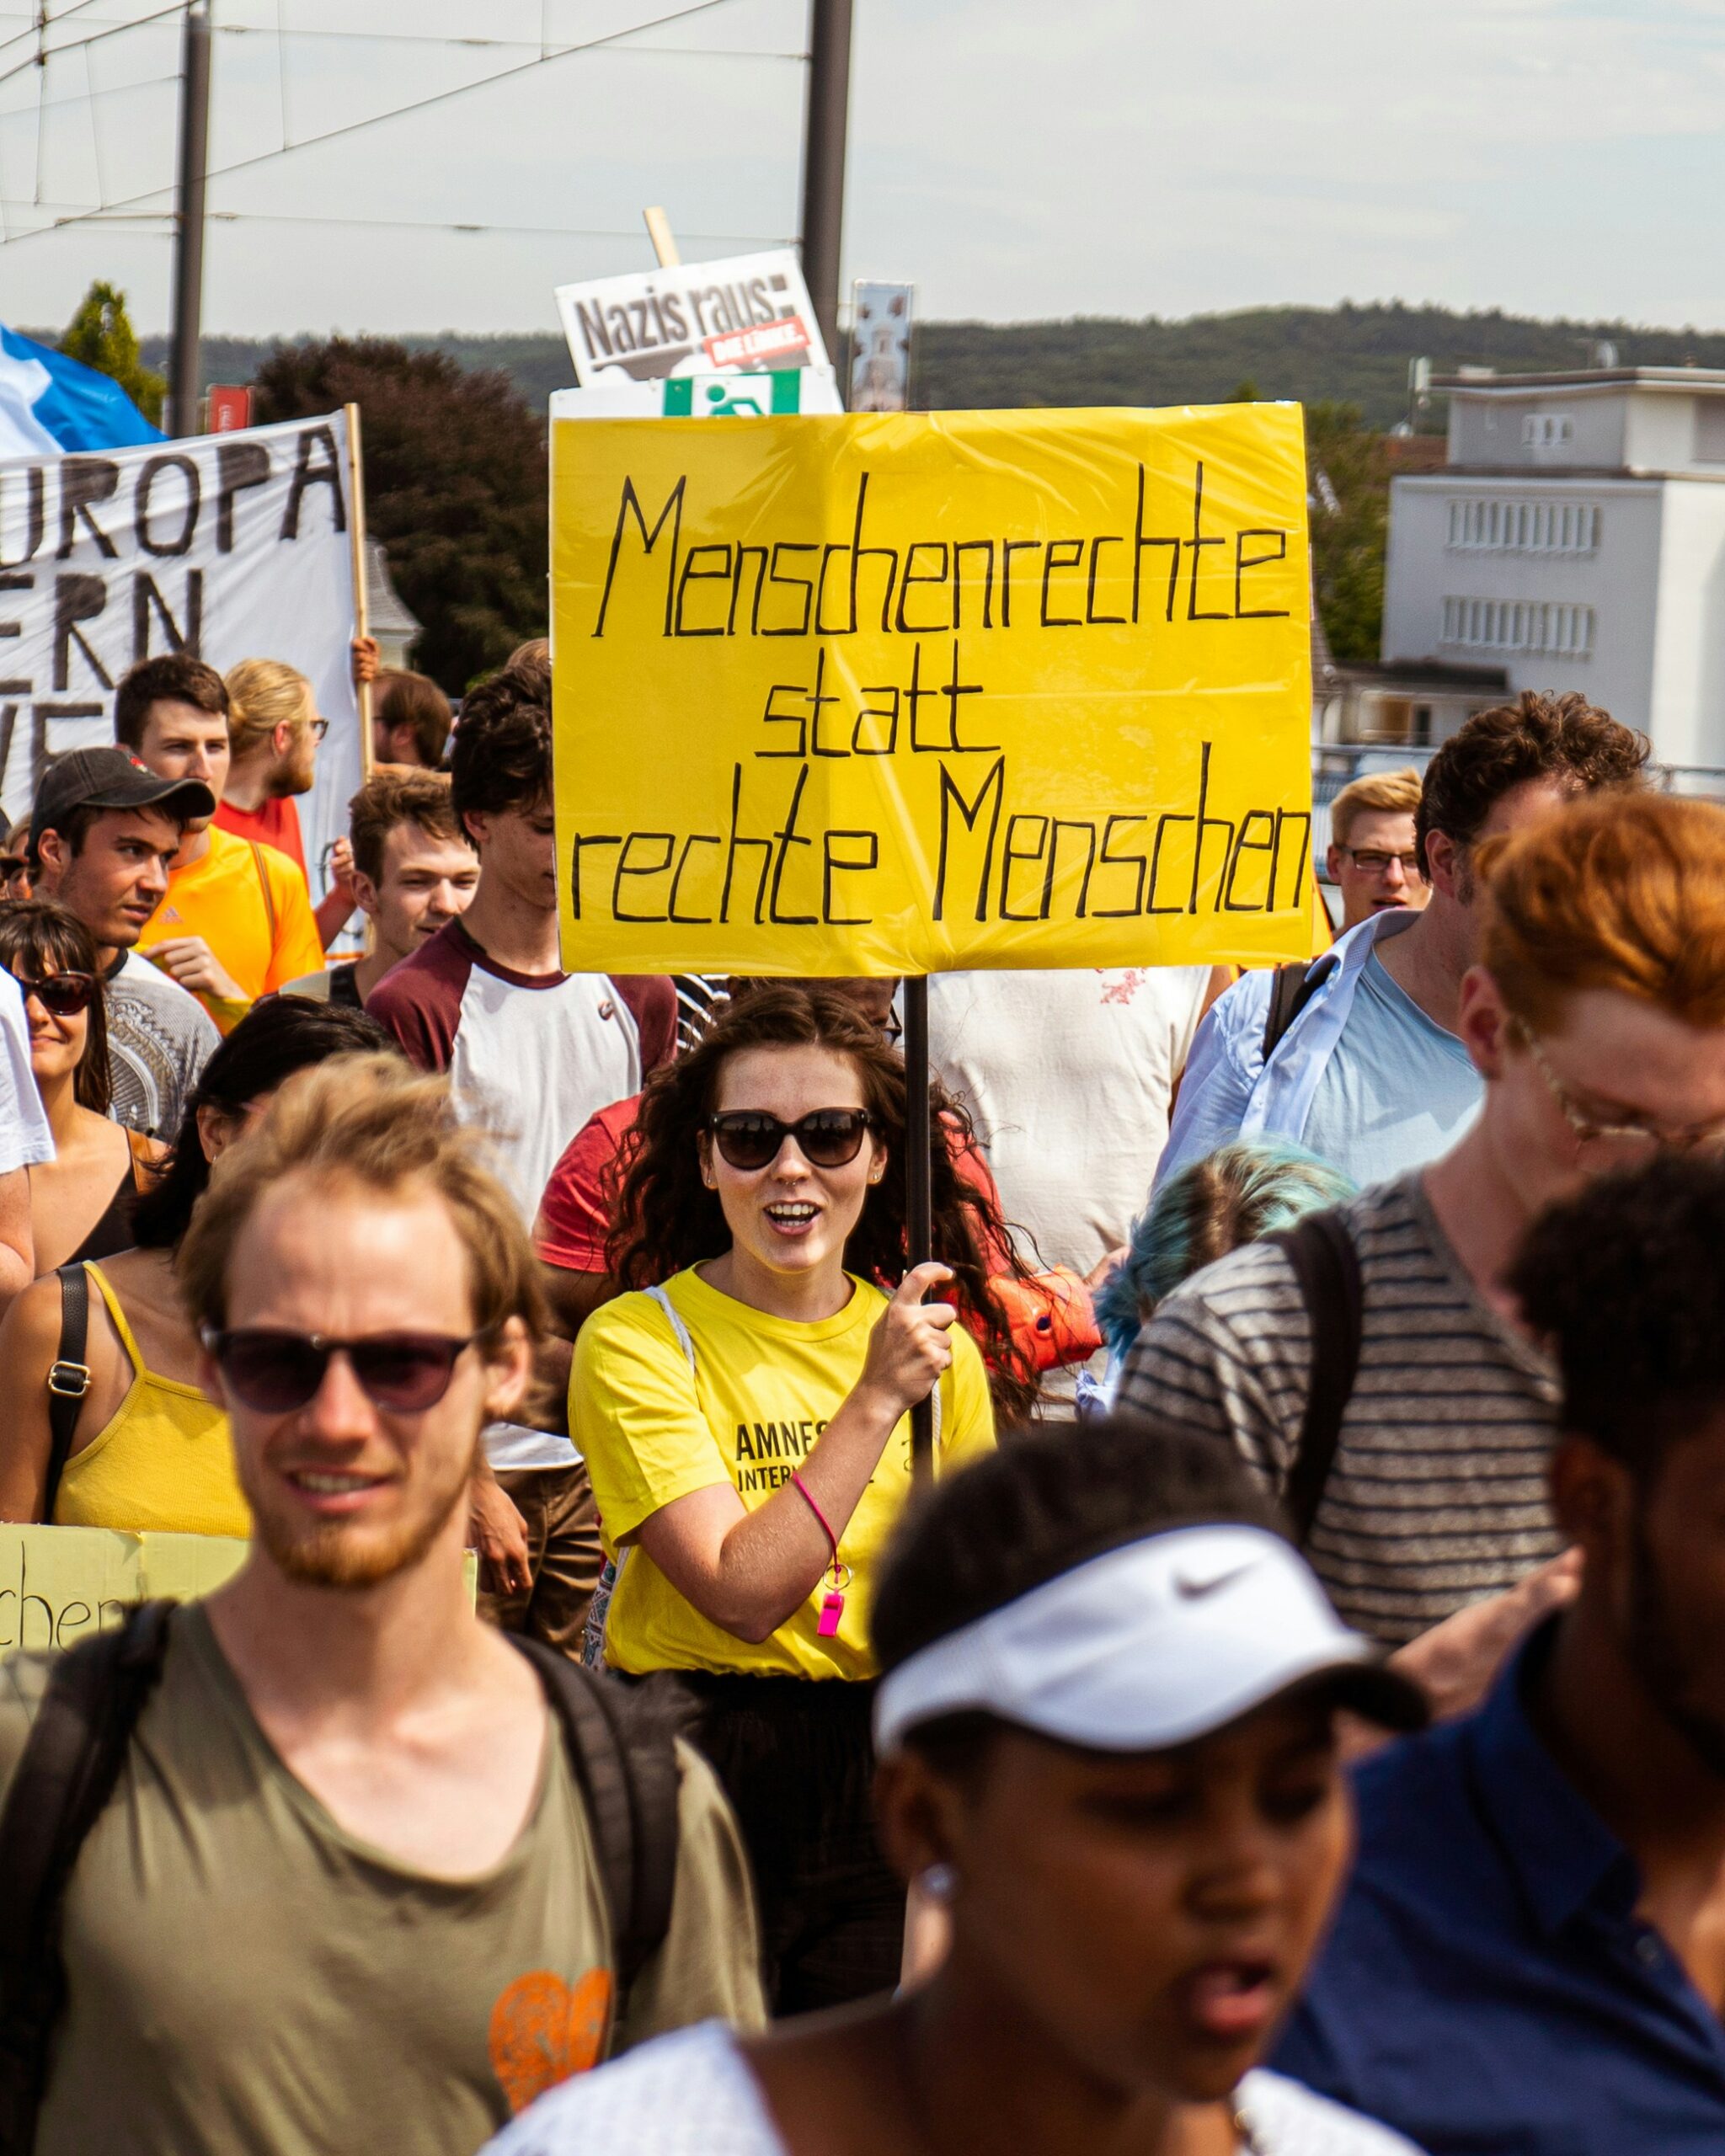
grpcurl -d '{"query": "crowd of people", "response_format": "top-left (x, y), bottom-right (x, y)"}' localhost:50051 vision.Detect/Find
top-left (0, 651), bottom-right (1720, 2156)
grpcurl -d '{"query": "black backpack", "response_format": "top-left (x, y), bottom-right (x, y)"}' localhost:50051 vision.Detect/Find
top-left (1267, 1207), bottom-right (1365, 1545)
top-left (0, 1604), bottom-right (684, 2154)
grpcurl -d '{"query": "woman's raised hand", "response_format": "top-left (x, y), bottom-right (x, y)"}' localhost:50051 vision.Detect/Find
top-left (861, 1262), bottom-right (957, 1417)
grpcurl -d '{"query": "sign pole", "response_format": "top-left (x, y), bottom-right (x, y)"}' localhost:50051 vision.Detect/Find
top-left (344, 402), bottom-right (374, 774)
top-left (643, 205), bottom-right (681, 269)
top-left (904, 974), bottom-right (935, 1476)
top-left (168, 0), bottom-right (211, 438)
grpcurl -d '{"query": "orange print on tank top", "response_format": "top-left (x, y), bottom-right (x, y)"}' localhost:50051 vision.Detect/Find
top-left (489, 1967), bottom-right (614, 2114)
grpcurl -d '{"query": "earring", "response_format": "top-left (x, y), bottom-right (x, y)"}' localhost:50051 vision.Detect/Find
top-left (919, 1861), bottom-right (956, 1903)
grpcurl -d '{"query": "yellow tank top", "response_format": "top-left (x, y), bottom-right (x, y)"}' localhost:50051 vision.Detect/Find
top-left (53, 1263), bottom-right (252, 1539)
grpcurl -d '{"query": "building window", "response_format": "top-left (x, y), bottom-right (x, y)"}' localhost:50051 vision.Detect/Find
top-left (1521, 413), bottom-right (1575, 448)
top-left (1445, 497), bottom-right (1599, 554)
top-left (1440, 597), bottom-right (1595, 658)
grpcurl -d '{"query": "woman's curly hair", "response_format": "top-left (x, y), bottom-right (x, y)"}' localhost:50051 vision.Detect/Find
top-left (608, 984), bottom-right (1039, 1420)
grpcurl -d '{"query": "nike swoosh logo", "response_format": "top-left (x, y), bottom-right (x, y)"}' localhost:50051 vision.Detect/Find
top-left (1173, 1562), bottom-right (1258, 1600)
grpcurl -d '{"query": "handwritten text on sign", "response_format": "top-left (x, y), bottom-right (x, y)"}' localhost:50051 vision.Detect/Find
top-left (552, 406), bottom-right (1312, 974)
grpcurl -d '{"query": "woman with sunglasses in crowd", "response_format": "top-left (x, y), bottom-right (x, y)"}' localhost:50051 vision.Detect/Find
top-left (0, 995), bottom-right (393, 1531)
top-left (0, 901), bottom-right (165, 1273)
top-left (490, 1419), bottom-right (1429, 2156)
top-left (573, 985), bottom-right (1030, 2015)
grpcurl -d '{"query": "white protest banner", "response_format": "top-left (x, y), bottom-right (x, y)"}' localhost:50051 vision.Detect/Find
top-left (0, 410), bottom-right (363, 902)
top-left (555, 248), bottom-right (834, 387)
top-left (849, 282), bottom-right (914, 414)
top-left (547, 369), bottom-right (845, 425)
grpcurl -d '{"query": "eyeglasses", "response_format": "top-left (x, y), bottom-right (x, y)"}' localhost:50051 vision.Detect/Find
top-left (307, 718), bottom-right (330, 743)
top-left (1514, 1021), bottom-right (1725, 1156)
top-left (708, 1107), bottom-right (875, 1171)
top-left (10, 969), bottom-right (95, 1017)
top-left (1342, 847), bottom-right (1424, 878)
top-left (200, 1326), bottom-right (478, 1413)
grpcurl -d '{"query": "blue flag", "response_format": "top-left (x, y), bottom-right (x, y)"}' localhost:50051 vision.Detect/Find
top-left (0, 321), bottom-right (163, 457)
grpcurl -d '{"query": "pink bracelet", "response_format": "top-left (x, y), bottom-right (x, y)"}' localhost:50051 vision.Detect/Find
top-left (788, 1470), bottom-right (839, 1566)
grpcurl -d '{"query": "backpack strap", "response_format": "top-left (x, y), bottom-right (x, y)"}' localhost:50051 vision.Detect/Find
top-left (1268, 1210), bottom-right (1364, 1546)
top-left (507, 1637), bottom-right (681, 2001)
top-left (43, 1265), bottom-right (91, 1522)
top-left (0, 1601), bottom-right (174, 2151)
top-left (1260, 953), bottom-right (1335, 1065)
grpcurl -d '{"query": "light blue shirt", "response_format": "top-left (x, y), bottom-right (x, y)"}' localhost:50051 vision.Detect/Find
top-left (1158, 907), bottom-right (1453, 1193)
top-left (1299, 949), bottom-right (1481, 1185)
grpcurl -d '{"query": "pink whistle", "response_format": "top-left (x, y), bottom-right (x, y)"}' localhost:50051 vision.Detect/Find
top-left (818, 1590), bottom-right (844, 1638)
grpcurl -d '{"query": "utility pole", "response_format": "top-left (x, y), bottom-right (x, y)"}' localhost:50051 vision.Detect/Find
top-left (169, 0), bottom-right (211, 437)
top-left (798, 0), bottom-right (852, 366)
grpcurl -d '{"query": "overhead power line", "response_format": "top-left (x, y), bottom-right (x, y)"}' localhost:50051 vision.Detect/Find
top-left (0, 0), bottom-right (767, 244)
top-left (0, 0), bottom-right (181, 101)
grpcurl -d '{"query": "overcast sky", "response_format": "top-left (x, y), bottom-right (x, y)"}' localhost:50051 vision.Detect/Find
top-left (0, 0), bottom-right (1717, 339)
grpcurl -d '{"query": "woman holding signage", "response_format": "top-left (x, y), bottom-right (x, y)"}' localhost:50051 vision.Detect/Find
top-left (573, 985), bottom-right (1017, 2011)
top-left (0, 902), bottom-right (164, 1273)
top-left (488, 1420), bottom-right (1429, 2156)
top-left (0, 996), bottom-right (391, 1533)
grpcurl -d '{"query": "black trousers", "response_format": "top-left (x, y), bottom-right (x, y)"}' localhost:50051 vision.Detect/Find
top-left (681, 1672), bottom-right (903, 2016)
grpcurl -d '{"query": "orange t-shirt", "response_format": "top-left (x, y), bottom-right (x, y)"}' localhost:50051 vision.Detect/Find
top-left (138, 825), bottom-right (325, 1024)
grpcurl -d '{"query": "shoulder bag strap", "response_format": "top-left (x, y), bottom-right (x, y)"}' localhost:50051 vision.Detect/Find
top-left (508, 1638), bottom-right (681, 1999)
top-left (1268, 1210), bottom-right (1365, 1546)
top-left (590, 1286), bottom-right (702, 1647)
top-left (247, 841), bottom-right (278, 945)
top-left (0, 1601), bottom-right (174, 2153)
top-left (123, 1126), bottom-right (154, 1193)
top-left (1260, 953), bottom-right (1336, 1065)
top-left (642, 1283), bottom-right (697, 1372)
top-left (43, 1267), bottom-right (90, 1522)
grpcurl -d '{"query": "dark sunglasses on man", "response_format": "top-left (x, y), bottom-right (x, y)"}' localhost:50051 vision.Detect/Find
top-left (200, 1327), bottom-right (480, 1414)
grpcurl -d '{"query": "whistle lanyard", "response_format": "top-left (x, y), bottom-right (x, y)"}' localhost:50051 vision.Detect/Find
top-left (790, 1470), bottom-right (852, 1637)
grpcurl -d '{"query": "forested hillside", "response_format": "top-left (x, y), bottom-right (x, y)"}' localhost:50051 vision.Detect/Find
top-left (130, 300), bottom-right (1725, 431)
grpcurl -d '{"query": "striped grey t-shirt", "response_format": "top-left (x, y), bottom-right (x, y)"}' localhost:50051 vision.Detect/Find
top-left (1117, 1175), bottom-right (1561, 1645)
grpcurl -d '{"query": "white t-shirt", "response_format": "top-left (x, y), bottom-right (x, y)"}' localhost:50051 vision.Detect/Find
top-left (482, 2020), bottom-right (1426, 2156)
top-left (927, 966), bottom-right (1212, 1274)
top-left (0, 969), bottom-right (52, 1175)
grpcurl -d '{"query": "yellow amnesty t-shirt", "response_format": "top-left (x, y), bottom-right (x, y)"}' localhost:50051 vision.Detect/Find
top-left (138, 825), bottom-right (325, 1019)
top-left (573, 1267), bottom-right (996, 1681)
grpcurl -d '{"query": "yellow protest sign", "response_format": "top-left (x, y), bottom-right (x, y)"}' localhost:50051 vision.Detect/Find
top-left (551, 403), bottom-right (1312, 975)
top-left (0, 1524), bottom-right (249, 1657)
top-left (0, 1527), bottom-right (481, 1657)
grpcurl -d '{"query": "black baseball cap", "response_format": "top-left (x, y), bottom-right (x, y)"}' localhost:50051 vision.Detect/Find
top-left (31, 747), bottom-right (216, 839)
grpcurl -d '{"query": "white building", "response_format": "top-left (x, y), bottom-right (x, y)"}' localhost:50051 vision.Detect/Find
top-left (1381, 366), bottom-right (1725, 772)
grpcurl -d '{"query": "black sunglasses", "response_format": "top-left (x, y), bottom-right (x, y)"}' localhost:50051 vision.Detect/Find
top-left (200, 1327), bottom-right (478, 1414)
top-left (11, 969), bottom-right (95, 1017)
top-left (708, 1107), bottom-right (876, 1171)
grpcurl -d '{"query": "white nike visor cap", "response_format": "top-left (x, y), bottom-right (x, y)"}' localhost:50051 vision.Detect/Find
top-left (873, 1523), bottom-right (1428, 1758)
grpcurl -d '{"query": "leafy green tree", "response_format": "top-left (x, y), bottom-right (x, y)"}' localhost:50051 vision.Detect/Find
top-left (1306, 402), bottom-right (1387, 666)
top-left (59, 281), bottom-right (166, 425)
top-left (251, 337), bottom-right (547, 693)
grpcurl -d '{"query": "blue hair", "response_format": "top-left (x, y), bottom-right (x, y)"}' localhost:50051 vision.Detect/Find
top-left (1095, 1139), bottom-right (1357, 1365)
